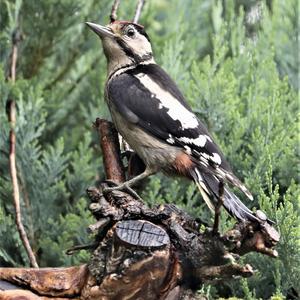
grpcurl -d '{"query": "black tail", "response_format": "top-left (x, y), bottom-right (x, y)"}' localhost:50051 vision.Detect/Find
top-left (191, 168), bottom-right (259, 222)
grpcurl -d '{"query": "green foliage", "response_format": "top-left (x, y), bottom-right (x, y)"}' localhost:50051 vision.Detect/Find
top-left (0, 0), bottom-right (298, 299)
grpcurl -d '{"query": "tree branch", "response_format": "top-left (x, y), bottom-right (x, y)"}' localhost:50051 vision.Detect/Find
top-left (8, 101), bottom-right (39, 268)
top-left (110, 0), bottom-right (121, 23)
top-left (133, 0), bottom-right (146, 24)
top-left (94, 118), bottom-right (125, 183)
top-left (8, 30), bottom-right (21, 82)
top-left (0, 120), bottom-right (280, 299)
top-left (7, 21), bottom-right (39, 268)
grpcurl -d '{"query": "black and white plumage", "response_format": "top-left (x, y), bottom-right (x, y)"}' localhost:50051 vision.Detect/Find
top-left (86, 20), bottom-right (261, 223)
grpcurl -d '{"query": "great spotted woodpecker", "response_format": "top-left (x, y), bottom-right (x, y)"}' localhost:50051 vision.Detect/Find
top-left (86, 20), bottom-right (261, 222)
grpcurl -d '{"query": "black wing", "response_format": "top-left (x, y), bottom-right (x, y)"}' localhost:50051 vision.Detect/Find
top-left (108, 64), bottom-right (229, 167)
top-left (107, 64), bottom-right (252, 198)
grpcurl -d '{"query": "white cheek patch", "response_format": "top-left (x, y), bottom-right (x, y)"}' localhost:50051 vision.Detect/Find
top-left (135, 74), bottom-right (199, 129)
top-left (130, 36), bottom-right (152, 57)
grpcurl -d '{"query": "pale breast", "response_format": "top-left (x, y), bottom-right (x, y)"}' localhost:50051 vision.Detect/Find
top-left (110, 107), bottom-right (181, 173)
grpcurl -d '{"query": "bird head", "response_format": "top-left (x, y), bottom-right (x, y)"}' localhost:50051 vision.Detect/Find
top-left (86, 21), bottom-right (153, 75)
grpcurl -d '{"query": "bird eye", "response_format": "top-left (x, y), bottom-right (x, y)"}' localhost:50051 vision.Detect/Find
top-left (126, 28), bottom-right (136, 37)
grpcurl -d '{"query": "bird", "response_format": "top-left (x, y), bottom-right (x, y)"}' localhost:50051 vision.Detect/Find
top-left (86, 20), bottom-right (262, 223)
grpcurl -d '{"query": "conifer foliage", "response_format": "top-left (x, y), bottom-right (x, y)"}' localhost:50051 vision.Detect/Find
top-left (0, 0), bottom-right (299, 298)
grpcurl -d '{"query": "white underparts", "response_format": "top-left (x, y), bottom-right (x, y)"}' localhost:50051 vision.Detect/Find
top-left (135, 73), bottom-right (199, 129)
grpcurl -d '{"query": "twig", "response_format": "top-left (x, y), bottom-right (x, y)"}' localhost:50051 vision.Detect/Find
top-left (8, 101), bottom-right (39, 268)
top-left (133, 0), bottom-right (146, 24)
top-left (197, 263), bottom-right (254, 281)
top-left (19, 175), bottom-right (36, 250)
top-left (9, 30), bottom-right (21, 82)
top-left (7, 23), bottom-right (39, 268)
top-left (212, 181), bottom-right (224, 234)
top-left (94, 118), bottom-right (125, 183)
top-left (65, 243), bottom-right (98, 255)
top-left (110, 0), bottom-right (121, 23)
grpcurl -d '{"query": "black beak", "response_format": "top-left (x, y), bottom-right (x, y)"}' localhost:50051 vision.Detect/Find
top-left (85, 22), bottom-right (115, 38)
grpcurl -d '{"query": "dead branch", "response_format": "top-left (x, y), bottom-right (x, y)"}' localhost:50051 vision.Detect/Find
top-left (8, 101), bottom-right (39, 268)
top-left (8, 30), bottom-right (21, 82)
top-left (133, 0), bottom-right (146, 24)
top-left (0, 120), bottom-right (280, 299)
top-left (7, 22), bottom-right (38, 268)
top-left (0, 266), bottom-right (88, 297)
top-left (110, 0), bottom-right (121, 22)
top-left (94, 118), bottom-right (125, 183)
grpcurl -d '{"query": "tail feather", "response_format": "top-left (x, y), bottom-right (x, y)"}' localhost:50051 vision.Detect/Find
top-left (191, 168), bottom-right (259, 222)
top-left (194, 181), bottom-right (215, 213)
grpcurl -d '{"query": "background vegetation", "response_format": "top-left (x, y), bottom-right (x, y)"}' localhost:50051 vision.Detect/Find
top-left (0, 0), bottom-right (299, 299)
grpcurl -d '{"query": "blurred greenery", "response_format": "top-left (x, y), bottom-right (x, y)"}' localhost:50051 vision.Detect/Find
top-left (0, 0), bottom-right (299, 299)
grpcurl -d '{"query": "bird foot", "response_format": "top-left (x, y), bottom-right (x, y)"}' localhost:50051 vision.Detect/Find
top-left (103, 183), bottom-right (142, 200)
top-left (103, 179), bottom-right (120, 187)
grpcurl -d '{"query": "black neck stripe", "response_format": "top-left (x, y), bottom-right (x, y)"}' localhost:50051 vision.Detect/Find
top-left (115, 37), bottom-right (138, 62)
top-left (115, 37), bottom-right (153, 64)
top-left (108, 57), bottom-right (154, 81)
top-left (108, 63), bottom-right (134, 81)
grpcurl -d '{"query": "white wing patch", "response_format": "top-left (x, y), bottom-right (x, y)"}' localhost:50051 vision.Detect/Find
top-left (205, 134), bottom-right (213, 142)
top-left (166, 134), bottom-right (175, 144)
top-left (135, 73), bottom-right (199, 129)
top-left (211, 152), bottom-right (222, 165)
top-left (184, 145), bottom-right (192, 155)
top-left (178, 135), bottom-right (207, 147)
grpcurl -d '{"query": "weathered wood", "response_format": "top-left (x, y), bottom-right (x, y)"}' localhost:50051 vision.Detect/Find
top-left (0, 289), bottom-right (75, 300)
top-left (95, 118), bottom-right (125, 183)
top-left (0, 265), bottom-right (88, 297)
top-left (87, 222), bottom-right (178, 300)
top-left (87, 183), bottom-right (279, 290)
top-left (116, 220), bottom-right (170, 247)
top-left (0, 120), bottom-right (280, 300)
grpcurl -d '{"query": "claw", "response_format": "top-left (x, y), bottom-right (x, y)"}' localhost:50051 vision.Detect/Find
top-left (103, 184), bottom-right (142, 201)
top-left (103, 179), bottom-right (119, 187)
top-left (123, 185), bottom-right (142, 200)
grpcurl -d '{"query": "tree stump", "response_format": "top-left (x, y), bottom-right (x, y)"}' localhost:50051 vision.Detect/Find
top-left (0, 120), bottom-right (280, 300)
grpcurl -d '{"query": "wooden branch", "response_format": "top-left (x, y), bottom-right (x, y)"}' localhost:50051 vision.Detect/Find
top-left (0, 266), bottom-right (88, 297)
top-left (7, 23), bottom-right (39, 268)
top-left (8, 101), bottom-right (39, 268)
top-left (94, 118), bottom-right (125, 183)
top-left (9, 30), bottom-right (21, 82)
top-left (0, 120), bottom-right (280, 299)
top-left (85, 121), bottom-right (280, 297)
top-left (133, 0), bottom-right (146, 24)
top-left (110, 0), bottom-right (121, 22)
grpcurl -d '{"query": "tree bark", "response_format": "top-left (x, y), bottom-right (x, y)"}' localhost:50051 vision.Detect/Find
top-left (0, 120), bottom-right (280, 300)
